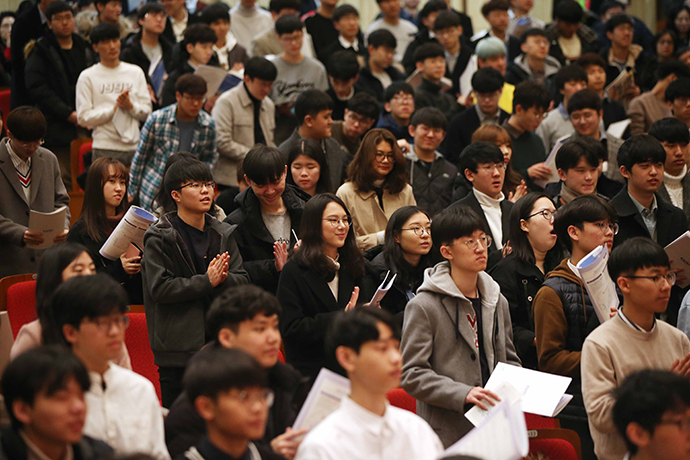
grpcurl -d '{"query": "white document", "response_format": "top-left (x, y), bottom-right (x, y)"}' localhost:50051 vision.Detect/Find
top-left (465, 380), bottom-right (522, 427)
top-left (606, 119), bottom-right (630, 139)
top-left (292, 368), bottom-right (350, 434)
top-left (27, 206), bottom-right (68, 249)
top-left (576, 244), bottom-right (620, 323)
top-left (195, 65), bottom-right (230, 99)
top-left (665, 231), bottom-right (690, 288)
top-left (444, 398), bottom-right (529, 460)
top-left (369, 270), bottom-right (397, 305)
top-left (99, 206), bottom-right (155, 260)
top-left (533, 142), bottom-right (562, 189)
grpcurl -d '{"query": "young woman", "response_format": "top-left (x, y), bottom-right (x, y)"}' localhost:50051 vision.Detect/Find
top-left (639, 30), bottom-right (678, 92)
top-left (67, 157), bottom-right (144, 304)
top-left (9, 242), bottom-right (132, 369)
top-left (670, 6), bottom-right (690, 48)
top-left (336, 128), bottom-right (416, 251)
top-left (488, 192), bottom-right (563, 369)
top-left (362, 206), bottom-right (433, 329)
top-left (277, 193), bottom-right (365, 380)
top-left (287, 138), bottom-right (332, 196)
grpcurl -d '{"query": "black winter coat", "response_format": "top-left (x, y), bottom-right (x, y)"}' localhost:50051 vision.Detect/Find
top-left (0, 428), bottom-right (113, 460)
top-left (405, 151), bottom-right (459, 216)
top-left (120, 32), bottom-right (175, 78)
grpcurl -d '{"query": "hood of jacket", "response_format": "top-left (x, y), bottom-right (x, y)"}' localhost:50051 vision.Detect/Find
top-left (544, 258), bottom-right (583, 286)
top-left (417, 261), bottom-right (501, 306)
top-left (513, 54), bottom-right (561, 78)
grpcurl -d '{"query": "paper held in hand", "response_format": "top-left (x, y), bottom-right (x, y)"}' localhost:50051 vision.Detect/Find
top-left (369, 270), bottom-right (397, 305)
top-left (194, 65), bottom-right (243, 99)
top-left (533, 142), bottom-right (562, 189)
top-left (465, 363), bottom-right (573, 427)
top-left (665, 231), bottom-right (690, 288)
top-left (99, 206), bottom-right (156, 260)
top-left (576, 244), bottom-right (620, 323)
top-left (292, 368), bottom-right (350, 435)
top-left (27, 206), bottom-right (68, 249)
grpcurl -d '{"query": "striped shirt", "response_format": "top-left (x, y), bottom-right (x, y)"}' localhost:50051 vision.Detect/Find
top-left (7, 141), bottom-right (31, 202)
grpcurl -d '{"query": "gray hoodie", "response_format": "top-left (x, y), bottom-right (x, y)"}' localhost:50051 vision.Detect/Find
top-left (400, 261), bottom-right (521, 447)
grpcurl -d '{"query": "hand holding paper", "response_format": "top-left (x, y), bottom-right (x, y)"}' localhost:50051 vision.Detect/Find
top-left (27, 206), bottom-right (68, 249)
top-left (465, 386), bottom-right (501, 411)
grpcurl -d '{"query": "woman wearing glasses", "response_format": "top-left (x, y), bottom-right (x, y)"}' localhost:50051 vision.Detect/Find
top-left (336, 128), bottom-right (416, 251)
top-left (277, 193), bottom-right (365, 380)
top-left (362, 206), bottom-right (433, 329)
top-left (489, 192), bottom-right (563, 369)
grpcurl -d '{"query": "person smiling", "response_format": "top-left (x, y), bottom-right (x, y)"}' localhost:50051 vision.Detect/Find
top-left (551, 138), bottom-right (603, 208)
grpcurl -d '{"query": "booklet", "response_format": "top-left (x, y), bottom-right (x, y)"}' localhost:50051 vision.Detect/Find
top-left (195, 65), bottom-right (243, 99)
top-left (292, 368), bottom-right (350, 436)
top-left (369, 270), bottom-right (397, 305)
top-left (605, 69), bottom-right (635, 102)
top-left (665, 231), bottom-right (690, 288)
top-left (606, 119), bottom-right (630, 139)
top-left (533, 142), bottom-right (561, 189)
top-left (100, 206), bottom-right (156, 260)
top-left (27, 206), bottom-right (68, 249)
top-left (576, 244), bottom-right (619, 323)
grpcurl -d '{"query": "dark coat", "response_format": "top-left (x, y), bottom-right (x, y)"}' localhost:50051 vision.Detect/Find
top-left (599, 46), bottom-right (649, 87)
top-left (160, 60), bottom-right (195, 107)
top-left (446, 42), bottom-right (474, 97)
top-left (443, 106), bottom-right (510, 166)
top-left (375, 112), bottom-right (413, 142)
top-left (208, 42), bottom-right (249, 70)
top-left (162, 11), bottom-right (201, 45)
top-left (414, 78), bottom-right (460, 122)
top-left (658, 175), bottom-right (690, 227)
top-left (120, 32), bottom-right (175, 77)
top-left (355, 65), bottom-right (405, 103)
top-left (225, 185), bottom-right (306, 294)
top-left (10, 4), bottom-right (45, 109)
top-left (0, 428), bottom-right (113, 460)
top-left (316, 34), bottom-right (367, 66)
top-left (405, 150), bottom-right (459, 216)
top-left (402, 30), bottom-right (438, 75)
top-left (544, 22), bottom-right (600, 66)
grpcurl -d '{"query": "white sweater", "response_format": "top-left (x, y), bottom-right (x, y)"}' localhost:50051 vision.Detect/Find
top-left (76, 62), bottom-right (152, 151)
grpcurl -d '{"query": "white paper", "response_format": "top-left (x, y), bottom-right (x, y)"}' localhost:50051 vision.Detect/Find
top-left (465, 380), bottom-right (522, 427)
top-left (292, 368), bottom-right (350, 434)
top-left (534, 142), bottom-right (562, 189)
top-left (195, 65), bottom-right (230, 99)
top-left (606, 119), bottom-right (630, 139)
top-left (99, 206), bottom-right (155, 260)
top-left (576, 244), bottom-right (619, 323)
top-left (27, 206), bottom-right (68, 249)
top-left (369, 270), bottom-right (397, 305)
top-left (665, 231), bottom-right (690, 288)
top-left (444, 398), bottom-right (529, 460)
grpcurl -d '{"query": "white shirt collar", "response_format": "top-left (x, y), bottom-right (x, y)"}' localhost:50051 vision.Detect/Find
top-left (7, 140), bottom-right (31, 168)
top-left (340, 396), bottom-right (393, 435)
top-left (339, 35), bottom-right (359, 52)
top-left (473, 188), bottom-right (504, 208)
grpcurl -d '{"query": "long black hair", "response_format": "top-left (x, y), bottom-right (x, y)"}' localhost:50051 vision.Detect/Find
top-left (509, 192), bottom-right (563, 267)
top-left (382, 206), bottom-right (433, 288)
top-left (286, 138), bottom-right (332, 194)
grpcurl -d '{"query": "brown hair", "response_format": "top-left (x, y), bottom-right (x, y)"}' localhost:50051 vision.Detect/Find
top-left (471, 124), bottom-right (524, 196)
top-left (346, 128), bottom-right (408, 194)
top-left (79, 157), bottom-right (129, 241)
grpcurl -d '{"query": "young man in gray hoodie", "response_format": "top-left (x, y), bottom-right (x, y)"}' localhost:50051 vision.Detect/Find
top-left (400, 204), bottom-right (520, 448)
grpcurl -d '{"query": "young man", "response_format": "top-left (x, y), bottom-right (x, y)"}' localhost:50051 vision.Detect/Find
top-left (400, 204), bottom-right (521, 447)
top-left (502, 80), bottom-right (552, 186)
top-left (213, 56), bottom-right (277, 188)
top-left (330, 92), bottom-right (379, 156)
top-left (201, 3), bottom-right (249, 71)
top-left (143, 158), bottom-right (250, 407)
top-left (160, 24), bottom-right (217, 107)
top-left (50, 274), bottom-right (169, 459)
top-left (475, 36), bottom-right (515, 113)
top-left (649, 117), bottom-right (690, 223)
top-left (0, 346), bottom-right (113, 460)
top-left (366, 0), bottom-right (418, 65)
top-left (550, 137), bottom-right (606, 207)
top-left (317, 4), bottom-right (365, 65)
top-left (665, 77), bottom-right (690, 130)
top-left (576, 52), bottom-right (627, 129)
top-left (505, 28), bottom-right (562, 88)
top-left (303, 0), bottom-right (339, 59)
top-left (400, 0), bottom-right (448, 75)
top-left (405, 107), bottom-right (458, 216)
top-left (74, 0), bottom-right (132, 42)
top-left (628, 60), bottom-right (689, 136)
top-left (535, 64), bottom-right (589, 153)
top-left (229, 0), bottom-right (274, 51)
top-left (325, 51), bottom-right (361, 121)
top-left (278, 89), bottom-right (349, 189)
top-left (445, 67), bottom-right (509, 162)
top-left (612, 370), bottom-right (690, 460)
top-left (251, 0), bottom-right (308, 58)
top-left (76, 22), bottom-right (151, 166)
top-left (355, 29), bottom-right (404, 102)
top-left (507, 0), bottom-right (544, 38)
top-left (25, 0), bottom-right (91, 190)
top-left (582, 238), bottom-right (690, 460)
top-left (532, 194), bottom-right (618, 459)
top-left (434, 10), bottom-right (473, 98)
top-left (129, 74), bottom-right (217, 212)
top-left (413, 42), bottom-right (460, 122)
top-left (594, 1), bottom-right (654, 54)
top-left (0, 107), bottom-right (70, 279)
top-left (226, 145), bottom-right (306, 295)
top-left (166, 285), bottom-right (307, 460)
top-left (471, 0), bottom-right (521, 62)
top-left (297, 308), bottom-right (444, 459)
top-left (376, 81), bottom-right (415, 142)
top-left (161, 0), bottom-right (201, 43)
top-left (270, 14), bottom-right (329, 144)
top-left (600, 14), bottom-right (645, 104)
top-left (544, 0), bottom-right (599, 66)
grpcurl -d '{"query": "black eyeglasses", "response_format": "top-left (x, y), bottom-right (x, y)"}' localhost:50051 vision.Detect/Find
top-left (177, 181), bottom-right (215, 191)
top-left (526, 209), bottom-right (556, 222)
top-left (622, 273), bottom-right (676, 288)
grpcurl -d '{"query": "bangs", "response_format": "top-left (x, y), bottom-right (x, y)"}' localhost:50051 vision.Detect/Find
top-left (105, 161), bottom-right (129, 183)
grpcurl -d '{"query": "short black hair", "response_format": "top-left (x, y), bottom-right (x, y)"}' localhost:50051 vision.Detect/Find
top-left (460, 141), bottom-right (504, 174)
top-left (175, 73), bottom-right (207, 96)
top-left (599, 0), bottom-right (625, 16)
top-left (576, 52), bottom-right (607, 72)
top-left (649, 117), bottom-right (690, 145)
top-left (617, 135), bottom-right (667, 173)
top-left (605, 14), bottom-right (633, 33)
top-left (184, 347), bottom-right (268, 404)
top-left (2, 346), bottom-right (91, 430)
top-left (419, 0), bottom-right (447, 20)
top-left (556, 137), bottom-right (602, 172)
top-left (520, 27), bottom-right (547, 45)
top-left (555, 64), bottom-right (588, 91)
top-left (295, 89), bottom-right (333, 125)
top-left (137, 2), bottom-right (165, 22)
top-left (513, 80), bottom-right (551, 112)
top-left (656, 60), bottom-right (690, 80)
top-left (567, 88), bottom-right (602, 114)
top-left (553, 0), bottom-right (583, 23)
top-left (410, 107), bottom-right (447, 130)
top-left (553, 194), bottom-right (617, 252)
top-left (347, 92), bottom-right (380, 121)
top-left (327, 51), bottom-right (360, 80)
top-left (95, 0), bottom-right (120, 5)
top-left (613, 370), bottom-right (690, 456)
top-left (665, 77), bottom-right (690, 103)
top-left (275, 14), bottom-right (302, 35)
top-left (481, 0), bottom-right (509, 17)
top-left (268, 0), bottom-right (300, 14)
top-left (471, 67), bottom-right (504, 94)
top-left (243, 144), bottom-right (286, 186)
top-left (199, 3), bottom-right (230, 25)
top-left (367, 28), bottom-right (396, 49)
top-left (46, 1), bottom-right (72, 21)
top-left (414, 42), bottom-right (445, 64)
top-left (7, 106), bottom-right (47, 141)
top-left (163, 156), bottom-right (214, 195)
top-left (433, 10), bottom-right (461, 31)
top-left (326, 307), bottom-right (400, 359)
top-left (183, 23), bottom-right (217, 46)
top-left (333, 3), bottom-right (358, 22)
top-left (245, 56), bottom-right (277, 81)
top-left (432, 204), bottom-right (487, 246)
top-left (608, 237), bottom-right (670, 283)
top-left (90, 21), bottom-right (119, 44)
top-left (206, 285), bottom-right (282, 339)
top-left (383, 81), bottom-right (414, 103)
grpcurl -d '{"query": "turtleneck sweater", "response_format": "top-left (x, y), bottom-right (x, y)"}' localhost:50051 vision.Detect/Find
top-left (663, 165), bottom-right (687, 209)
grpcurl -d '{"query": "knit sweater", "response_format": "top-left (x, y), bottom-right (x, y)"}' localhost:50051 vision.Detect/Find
top-left (627, 91), bottom-right (671, 136)
top-left (663, 165), bottom-right (686, 208)
top-left (581, 313), bottom-right (690, 460)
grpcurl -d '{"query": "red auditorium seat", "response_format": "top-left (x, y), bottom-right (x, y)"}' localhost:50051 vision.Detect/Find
top-left (386, 388), bottom-right (416, 413)
top-left (6, 280), bottom-right (37, 339)
top-left (0, 88), bottom-right (10, 126)
top-left (125, 312), bottom-right (161, 403)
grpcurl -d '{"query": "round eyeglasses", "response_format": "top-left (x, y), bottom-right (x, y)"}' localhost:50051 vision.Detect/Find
top-left (456, 235), bottom-right (492, 251)
top-left (401, 226), bottom-right (431, 236)
top-left (323, 217), bottom-right (352, 228)
top-left (592, 221), bottom-right (619, 235)
top-left (526, 209), bottom-right (556, 222)
top-left (623, 272), bottom-right (676, 288)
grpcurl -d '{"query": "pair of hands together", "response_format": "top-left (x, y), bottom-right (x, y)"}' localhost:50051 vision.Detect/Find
top-left (207, 252), bottom-right (230, 287)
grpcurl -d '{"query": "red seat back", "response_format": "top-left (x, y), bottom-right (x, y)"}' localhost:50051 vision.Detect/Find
top-left (525, 413), bottom-right (559, 429)
top-left (529, 439), bottom-right (578, 460)
top-left (386, 388), bottom-right (416, 414)
top-left (78, 141), bottom-right (93, 176)
top-left (0, 88), bottom-right (10, 127)
top-left (125, 313), bottom-right (161, 403)
top-left (6, 281), bottom-right (37, 339)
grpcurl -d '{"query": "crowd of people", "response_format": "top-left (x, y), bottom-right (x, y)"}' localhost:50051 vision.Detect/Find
top-left (3, 0), bottom-right (690, 459)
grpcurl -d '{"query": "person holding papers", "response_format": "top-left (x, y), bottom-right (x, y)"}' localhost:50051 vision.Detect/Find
top-left (0, 107), bottom-right (70, 278)
top-left (296, 307), bottom-right (444, 460)
top-left (400, 204), bottom-right (520, 448)
top-left (581, 237), bottom-right (690, 460)
top-left (532, 194), bottom-right (618, 459)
